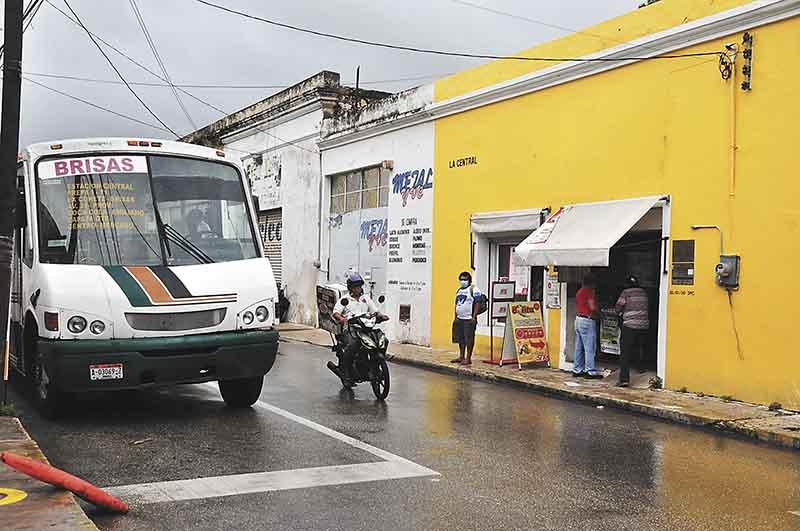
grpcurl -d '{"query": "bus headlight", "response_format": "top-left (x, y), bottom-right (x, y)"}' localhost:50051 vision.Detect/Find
top-left (238, 299), bottom-right (275, 329)
top-left (89, 320), bottom-right (106, 335)
top-left (67, 316), bottom-right (87, 334)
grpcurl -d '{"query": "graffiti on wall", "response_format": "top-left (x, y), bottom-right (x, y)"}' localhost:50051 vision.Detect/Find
top-left (329, 214), bottom-right (343, 229)
top-left (392, 168), bottom-right (433, 207)
top-left (361, 218), bottom-right (388, 251)
top-left (259, 218), bottom-right (282, 242)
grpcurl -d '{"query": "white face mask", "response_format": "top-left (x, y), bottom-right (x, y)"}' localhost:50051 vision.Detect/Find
top-left (459, 280), bottom-right (469, 289)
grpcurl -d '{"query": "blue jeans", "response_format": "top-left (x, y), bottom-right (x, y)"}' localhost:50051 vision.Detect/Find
top-left (573, 316), bottom-right (597, 375)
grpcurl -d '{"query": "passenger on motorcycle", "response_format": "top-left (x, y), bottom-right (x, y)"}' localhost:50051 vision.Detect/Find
top-left (332, 272), bottom-right (389, 384)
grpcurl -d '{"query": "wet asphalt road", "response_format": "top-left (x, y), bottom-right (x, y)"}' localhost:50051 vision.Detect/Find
top-left (6, 340), bottom-right (800, 531)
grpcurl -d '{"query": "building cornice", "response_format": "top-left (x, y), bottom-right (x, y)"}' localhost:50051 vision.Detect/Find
top-left (318, 0), bottom-right (799, 151)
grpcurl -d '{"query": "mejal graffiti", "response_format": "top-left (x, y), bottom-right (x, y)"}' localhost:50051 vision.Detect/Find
top-left (392, 168), bottom-right (433, 207)
top-left (361, 218), bottom-right (388, 251)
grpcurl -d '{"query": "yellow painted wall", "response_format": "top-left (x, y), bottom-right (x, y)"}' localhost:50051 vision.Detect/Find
top-left (431, 6), bottom-right (800, 409)
top-left (436, 0), bottom-right (751, 102)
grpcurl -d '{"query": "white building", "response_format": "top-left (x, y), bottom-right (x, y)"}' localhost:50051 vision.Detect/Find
top-left (319, 85), bottom-right (435, 346)
top-left (183, 72), bottom-right (389, 326)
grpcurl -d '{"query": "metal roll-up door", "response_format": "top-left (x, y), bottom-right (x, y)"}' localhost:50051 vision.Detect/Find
top-left (258, 208), bottom-right (283, 287)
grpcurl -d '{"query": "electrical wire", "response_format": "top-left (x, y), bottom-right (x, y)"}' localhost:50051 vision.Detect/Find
top-left (22, 76), bottom-right (173, 133)
top-left (22, 71), bottom-right (448, 89)
top-left (0, 0), bottom-right (45, 60)
top-left (46, 0), bottom-right (315, 154)
top-left (128, 0), bottom-right (197, 129)
top-left (60, 0), bottom-right (180, 138)
top-left (194, 0), bottom-right (724, 63)
top-left (450, 0), bottom-right (620, 41)
top-left (727, 290), bottom-right (744, 360)
top-left (23, 0), bottom-right (45, 34)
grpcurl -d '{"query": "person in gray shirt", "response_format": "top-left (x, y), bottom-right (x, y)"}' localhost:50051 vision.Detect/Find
top-left (615, 275), bottom-right (649, 387)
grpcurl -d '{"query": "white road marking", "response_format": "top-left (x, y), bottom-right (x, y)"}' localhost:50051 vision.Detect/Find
top-left (104, 384), bottom-right (438, 504)
top-left (106, 461), bottom-right (433, 504)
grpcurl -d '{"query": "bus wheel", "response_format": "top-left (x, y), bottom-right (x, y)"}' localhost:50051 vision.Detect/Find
top-left (32, 356), bottom-right (64, 419)
top-left (219, 376), bottom-right (263, 408)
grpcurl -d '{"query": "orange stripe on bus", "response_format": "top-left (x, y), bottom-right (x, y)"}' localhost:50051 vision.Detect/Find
top-left (125, 266), bottom-right (175, 304)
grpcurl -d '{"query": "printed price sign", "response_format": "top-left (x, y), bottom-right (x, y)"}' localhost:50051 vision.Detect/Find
top-left (502, 301), bottom-right (549, 368)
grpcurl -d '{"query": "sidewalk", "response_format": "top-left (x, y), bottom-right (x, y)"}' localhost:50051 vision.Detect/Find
top-left (277, 324), bottom-right (800, 451)
top-left (0, 417), bottom-right (97, 530)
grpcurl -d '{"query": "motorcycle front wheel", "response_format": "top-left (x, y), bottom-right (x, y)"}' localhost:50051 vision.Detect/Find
top-left (371, 359), bottom-right (390, 400)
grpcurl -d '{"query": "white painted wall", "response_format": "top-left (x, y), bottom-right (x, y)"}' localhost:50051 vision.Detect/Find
top-left (322, 86), bottom-right (435, 345)
top-left (223, 106), bottom-right (324, 327)
top-left (329, 207), bottom-right (388, 297)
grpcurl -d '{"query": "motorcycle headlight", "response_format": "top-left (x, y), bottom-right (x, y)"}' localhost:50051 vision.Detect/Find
top-left (378, 334), bottom-right (388, 349)
top-left (360, 334), bottom-right (377, 349)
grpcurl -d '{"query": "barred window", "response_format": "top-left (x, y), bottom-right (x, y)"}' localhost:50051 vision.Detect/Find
top-left (330, 166), bottom-right (389, 214)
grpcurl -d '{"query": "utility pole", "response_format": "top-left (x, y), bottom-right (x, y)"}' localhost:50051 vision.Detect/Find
top-left (0, 0), bottom-right (24, 403)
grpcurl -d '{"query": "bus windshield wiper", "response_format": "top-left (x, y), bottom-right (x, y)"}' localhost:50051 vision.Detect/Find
top-left (162, 224), bottom-right (215, 264)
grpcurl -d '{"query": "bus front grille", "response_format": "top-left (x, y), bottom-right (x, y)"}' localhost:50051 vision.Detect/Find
top-left (124, 308), bottom-right (227, 332)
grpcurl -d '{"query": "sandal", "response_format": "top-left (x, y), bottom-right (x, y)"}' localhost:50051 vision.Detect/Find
top-left (450, 358), bottom-right (463, 363)
top-left (461, 360), bottom-right (472, 366)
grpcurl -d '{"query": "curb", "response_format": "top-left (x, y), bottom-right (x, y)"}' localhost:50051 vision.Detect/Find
top-left (0, 417), bottom-right (98, 530)
top-left (386, 355), bottom-right (800, 451)
top-left (280, 335), bottom-right (800, 451)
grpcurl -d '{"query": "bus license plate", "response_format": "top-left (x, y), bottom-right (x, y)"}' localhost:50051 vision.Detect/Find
top-left (89, 363), bottom-right (124, 381)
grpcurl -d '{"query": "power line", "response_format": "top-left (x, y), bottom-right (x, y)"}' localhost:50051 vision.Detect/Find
top-left (22, 76), bottom-right (172, 132)
top-left (23, 0), bottom-right (45, 33)
top-left (61, 0), bottom-right (180, 137)
top-left (22, 70), bottom-right (448, 89)
top-left (46, 0), bottom-right (316, 154)
top-left (0, 0), bottom-right (45, 60)
top-left (449, 0), bottom-right (632, 45)
top-left (128, 0), bottom-right (197, 129)
top-left (194, 0), bottom-right (724, 63)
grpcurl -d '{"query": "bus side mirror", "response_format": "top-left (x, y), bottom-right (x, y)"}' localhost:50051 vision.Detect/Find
top-left (14, 193), bottom-right (26, 229)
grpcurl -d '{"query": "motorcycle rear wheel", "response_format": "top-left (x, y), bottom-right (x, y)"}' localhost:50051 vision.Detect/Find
top-left (371, 359), bottom-right (390, 400)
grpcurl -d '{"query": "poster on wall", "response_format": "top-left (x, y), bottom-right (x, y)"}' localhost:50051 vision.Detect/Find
top-left (599, 309), bottom-right (621, 356)
top-left (501, 301), bottom-right (549, 369)
top-left (546, 277), bottom-right (561, 309)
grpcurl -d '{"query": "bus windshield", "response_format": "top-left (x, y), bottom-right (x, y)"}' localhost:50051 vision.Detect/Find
top-left (36, 154), bottom-right (259, 266)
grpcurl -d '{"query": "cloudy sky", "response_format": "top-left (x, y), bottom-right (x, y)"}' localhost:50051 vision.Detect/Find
top-left (3, 0), bottom-right (637, 146)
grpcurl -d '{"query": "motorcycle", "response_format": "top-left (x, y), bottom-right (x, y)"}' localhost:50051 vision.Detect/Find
top-left (326, 298), bottom-right (391, 400)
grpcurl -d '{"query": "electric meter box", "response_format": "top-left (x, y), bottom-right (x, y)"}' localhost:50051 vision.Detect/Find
top-left (715, 255), bottom-right (741, 289)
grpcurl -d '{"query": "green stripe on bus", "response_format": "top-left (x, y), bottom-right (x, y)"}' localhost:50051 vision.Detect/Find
top-left (103, 266), bottom-right (152, 307)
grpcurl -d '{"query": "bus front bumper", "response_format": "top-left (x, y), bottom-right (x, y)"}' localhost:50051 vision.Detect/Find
top-left (37, 329), bottom-right (279, 393)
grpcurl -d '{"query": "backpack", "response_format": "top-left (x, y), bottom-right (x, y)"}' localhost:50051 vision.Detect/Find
top-left (468, 286), bottom-right (488, 315)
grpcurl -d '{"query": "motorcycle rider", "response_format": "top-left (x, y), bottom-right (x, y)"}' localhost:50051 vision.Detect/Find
top-left (332, 272), bottom-right (389, 384)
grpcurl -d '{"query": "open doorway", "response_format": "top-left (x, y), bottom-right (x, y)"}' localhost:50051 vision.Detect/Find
top-left (559, 206), bottom-right (666, 387)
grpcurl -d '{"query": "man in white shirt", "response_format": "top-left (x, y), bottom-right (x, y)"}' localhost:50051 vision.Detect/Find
top-left (332, 272), bottom-right (388, 384)
top-left (452, 271), bottom-right (482, 366)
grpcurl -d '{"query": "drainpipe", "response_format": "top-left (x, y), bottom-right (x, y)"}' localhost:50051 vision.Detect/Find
top-left (316, 147), bottom-right (327, 279)
top-left (728, 49), bottom-right (738, 198)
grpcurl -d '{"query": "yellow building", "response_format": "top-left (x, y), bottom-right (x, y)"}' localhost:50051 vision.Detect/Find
top-left (427, 0), bottom-right (800, 409)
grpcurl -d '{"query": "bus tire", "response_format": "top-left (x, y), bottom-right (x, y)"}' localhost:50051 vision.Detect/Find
top-left (26, 329), bottom-right (65, 419)
top-left (219, 376), bottom-right (263, 408)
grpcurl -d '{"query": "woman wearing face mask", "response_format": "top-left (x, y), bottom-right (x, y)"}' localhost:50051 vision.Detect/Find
top-left (451, 271), bottom-right (481, 365)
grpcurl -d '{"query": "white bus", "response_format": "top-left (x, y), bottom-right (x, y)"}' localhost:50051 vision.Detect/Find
top-left (8, 138), bottom-right (279, 416)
